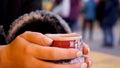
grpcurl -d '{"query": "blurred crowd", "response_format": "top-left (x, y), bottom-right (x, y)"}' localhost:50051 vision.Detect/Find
top-left (0, 0), bottom-right (120, 48)
top-left (47, 0), bottom-right (119, 48)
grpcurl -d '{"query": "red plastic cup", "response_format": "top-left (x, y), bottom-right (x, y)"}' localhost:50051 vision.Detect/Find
top-left (50, 36), bottom-right (82, 49)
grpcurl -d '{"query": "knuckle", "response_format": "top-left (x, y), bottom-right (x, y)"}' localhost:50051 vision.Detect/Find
top-left (25, 44), bottom-right (34, 54)
top-left (67, 49), bottom-right (77, 57)
top-left (15, 36), bottom-right (20, 40)
top-left (48, 48), bottom-right (68, 60)
top-left (20, 31), bottom-right (31, 36)
top-left (49, 49), bottom-right (58, 60)
top-left (13, 36), bottom-right (21, 43)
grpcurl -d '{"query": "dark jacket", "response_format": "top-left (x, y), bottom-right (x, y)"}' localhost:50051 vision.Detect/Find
top-left (96, 0), bottom-right (106, 22)
top-left (97, 0), bottom-right (119, 27)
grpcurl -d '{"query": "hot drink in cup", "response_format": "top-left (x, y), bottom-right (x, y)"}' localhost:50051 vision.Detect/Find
top-left (45, 33), bottom-right (85, 64)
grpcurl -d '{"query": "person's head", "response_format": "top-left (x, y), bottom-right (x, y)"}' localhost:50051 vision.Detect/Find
top-left (7, 10), bottom-right (71, 43)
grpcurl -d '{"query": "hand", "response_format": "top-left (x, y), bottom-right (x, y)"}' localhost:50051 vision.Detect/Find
top-left (0, 31), bottom-right (91, 68)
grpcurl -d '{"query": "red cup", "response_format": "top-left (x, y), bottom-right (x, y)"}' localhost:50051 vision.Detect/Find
top-left (50, 36), bottom-right (82, 48)
top-left (52, 40), bottom-right (75, 48)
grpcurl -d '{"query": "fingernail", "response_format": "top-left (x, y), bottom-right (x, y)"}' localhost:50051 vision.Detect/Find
top-left (81, 63), bottom-right (87, 68)
top-left (88, 47), bottom-right (90, 53)
top-left (89, 60), bottom-right (92, 67)
top-left (77, 51), bottom-right (83, 57)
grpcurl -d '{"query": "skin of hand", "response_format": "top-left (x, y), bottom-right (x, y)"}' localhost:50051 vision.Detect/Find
top-left (0, 31), bottom-right (91, 68)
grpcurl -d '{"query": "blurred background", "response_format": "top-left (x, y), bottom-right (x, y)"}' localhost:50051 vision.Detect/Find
top-left (43, 0), bottom-right (120, 68)
top-left (0, 0), bottom-right (120, 68)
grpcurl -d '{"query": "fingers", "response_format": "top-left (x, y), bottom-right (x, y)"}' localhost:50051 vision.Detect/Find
top-left (45, 33), bottom-right (90, 55)
top-left (27, 43), bottom-right (83, 60)
top-left (45, 33), bottom-right (81, 41)
top-left (83, 43), bottom-right (90, 55)
top-left (45, 33), bottom-right (80, 37)
top-left (31, 58), bottom-right (87, 68)
top-left (19, 31), bottom-right (53, 46)
top-left (45, 36), bottom-right (82, 41)
top-left (84, 56), bottom-right (92, 68)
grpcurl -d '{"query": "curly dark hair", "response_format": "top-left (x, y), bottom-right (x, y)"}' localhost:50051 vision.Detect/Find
top-left (7, 10), bottom-right (71, 43)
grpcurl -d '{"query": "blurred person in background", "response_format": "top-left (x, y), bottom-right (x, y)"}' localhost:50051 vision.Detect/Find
top-left (96, 0), bottom-right (105, 24)
top-left (0, 0), bottom-right (42, 34)
top-left (53, 0), bottom-right (80, 32)
top-left (82, 0), bottom-right (97, 40)
top-left (97, 0), bottom-right (119, 47)
top-left (52, 0), bottom-right (70, 22)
